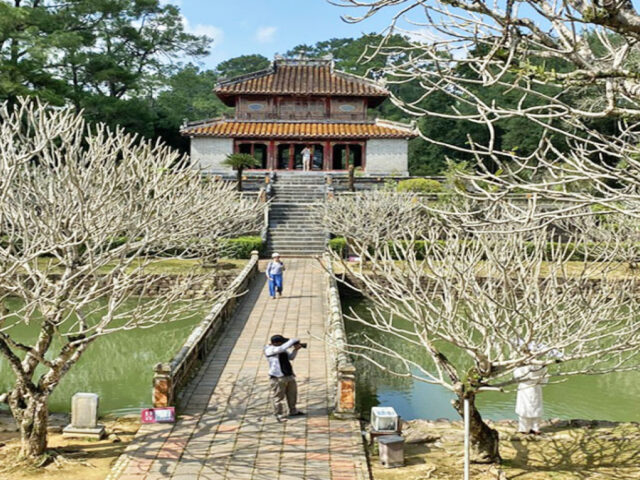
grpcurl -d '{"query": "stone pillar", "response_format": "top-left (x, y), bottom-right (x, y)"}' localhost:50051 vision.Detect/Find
top-left (335, 364), bottom-right (356, 418)
top-left (153, 363), bottom-right (173, 408)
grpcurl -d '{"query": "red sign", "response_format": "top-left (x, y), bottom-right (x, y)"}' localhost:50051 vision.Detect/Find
top-left (141, 407), bottom-right (175, 424)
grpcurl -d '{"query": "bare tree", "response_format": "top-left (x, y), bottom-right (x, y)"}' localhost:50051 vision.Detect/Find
top-left (330, 0), bottom-right (640, 220)
top-left (0, 99), bottom-right (262, 459)
top-left (323, 191), bottom-right (640, 462)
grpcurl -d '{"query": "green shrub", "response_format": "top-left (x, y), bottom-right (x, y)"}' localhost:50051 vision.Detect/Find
top-left (397, 178), bottom-right (443, 193)
top-left (329, 237), bottom-right (347, 257)
top-left (220, 236), bottom-right (264, 259)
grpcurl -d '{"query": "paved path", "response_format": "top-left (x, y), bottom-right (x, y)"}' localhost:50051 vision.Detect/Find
top-left (109, 259), bottom-right (368, 480)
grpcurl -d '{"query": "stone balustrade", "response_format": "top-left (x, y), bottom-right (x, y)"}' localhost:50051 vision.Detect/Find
top-left (324, 253), bottom-right (357, 418)
top-left (152, 251), bottom-right (260, 408)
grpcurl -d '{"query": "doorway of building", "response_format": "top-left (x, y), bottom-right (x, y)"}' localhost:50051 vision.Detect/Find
top-left (332, 144), bottom-right (362, 170)
top-left (238, 142), bottom-right (268, 169)
top-left (276, 143), bottom-right (324, 170)
top-left (277, 144), bottom-right (290, 169)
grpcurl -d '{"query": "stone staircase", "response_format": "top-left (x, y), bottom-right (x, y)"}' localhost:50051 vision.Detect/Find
top-left (267, 175), bottom-right (327, 256)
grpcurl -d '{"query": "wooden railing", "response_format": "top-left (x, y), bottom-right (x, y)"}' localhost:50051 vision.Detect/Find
top-left (152, 251), bottom-right (260, 408)
top-left (324, 253), bottom-right (357, 418)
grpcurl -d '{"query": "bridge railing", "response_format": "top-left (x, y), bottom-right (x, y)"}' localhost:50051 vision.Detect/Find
top-left (152, 251), bottom-right (260, 408)
top-left (324, 253), bottom-right (357, 418)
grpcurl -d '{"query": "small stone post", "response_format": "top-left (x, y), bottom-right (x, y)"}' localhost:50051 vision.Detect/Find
top-left (335, 364), bottom-right (357, 418)
top-left (63, 393), bottom-right (105, 439)
top-left (153, 362), bottom-right (173, 408)
top-left (327, 186), bottom-right (335, 200)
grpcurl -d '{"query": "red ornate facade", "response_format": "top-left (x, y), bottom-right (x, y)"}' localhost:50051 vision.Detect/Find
top-left (182, 57), bottom-right (416, 173)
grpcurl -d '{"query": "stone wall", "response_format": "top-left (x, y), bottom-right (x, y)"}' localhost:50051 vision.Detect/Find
top-left (190, 137), bottom-right (234, 173)
top-left (324, 253), bottom-right (357, 418)
top-left (365, 138), bottom-right (409, 176)
top-left (152, 251), bottom-right (260, 408)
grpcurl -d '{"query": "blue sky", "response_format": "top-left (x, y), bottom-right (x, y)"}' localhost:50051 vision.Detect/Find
top-left (173, 0), bottom-right (400, 68)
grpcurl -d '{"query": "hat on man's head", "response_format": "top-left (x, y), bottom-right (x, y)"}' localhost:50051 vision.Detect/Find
top-left (270, 334), bottom-right (289, 344)
top-left (272, 252), bottom-right (281, 258)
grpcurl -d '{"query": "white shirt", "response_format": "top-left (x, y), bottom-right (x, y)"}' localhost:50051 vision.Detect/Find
top-left (266, 261), bottom-right (284, 278)
top-left (264, 338), bottom-right (299, 377)
top-left (514, 365), bottom-right (548, 418)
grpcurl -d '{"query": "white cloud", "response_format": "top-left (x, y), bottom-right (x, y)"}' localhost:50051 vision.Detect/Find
top-left (182, 16), bottom-right (224, 46)
top-left (255, 26), bottom-right (277, 44)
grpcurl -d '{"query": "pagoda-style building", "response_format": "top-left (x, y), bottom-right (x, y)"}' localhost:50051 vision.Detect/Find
top-left (181, 56), bottom-right (416, 175)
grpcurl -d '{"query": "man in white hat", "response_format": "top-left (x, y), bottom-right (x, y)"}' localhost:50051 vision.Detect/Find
top-left (266, 253), bottom-right (285, 299)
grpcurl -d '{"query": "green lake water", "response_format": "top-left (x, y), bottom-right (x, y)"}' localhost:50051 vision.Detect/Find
top-left (343, 297), bottom-right (640, 423)
top-left (0, 299), bottom-right (204, 415)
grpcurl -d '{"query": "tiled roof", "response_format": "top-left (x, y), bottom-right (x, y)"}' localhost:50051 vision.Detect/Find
top-left (182, 120), bottom-right (416, 139)
top-left (215, 58), bottom-right (388, 98)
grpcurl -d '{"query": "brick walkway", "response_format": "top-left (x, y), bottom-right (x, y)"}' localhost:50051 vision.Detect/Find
top-left (108, 259), bottom-right (368, 480)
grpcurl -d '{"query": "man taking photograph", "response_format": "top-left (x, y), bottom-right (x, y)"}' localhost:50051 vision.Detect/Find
top-left (264, 334), bottom-right (305, 422)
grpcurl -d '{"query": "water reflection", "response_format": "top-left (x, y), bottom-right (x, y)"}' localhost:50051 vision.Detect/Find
top-left (343, 297), bottom-right (640, 422)
top-left (0, 299), bottom-right (204, 414)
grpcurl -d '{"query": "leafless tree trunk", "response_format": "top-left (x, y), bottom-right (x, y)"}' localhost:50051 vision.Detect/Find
top-left (0, 99), bottom-right (262, 459)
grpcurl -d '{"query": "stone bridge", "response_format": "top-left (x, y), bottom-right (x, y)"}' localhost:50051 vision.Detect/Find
top-left (108, 258), bottom-right (367, 480)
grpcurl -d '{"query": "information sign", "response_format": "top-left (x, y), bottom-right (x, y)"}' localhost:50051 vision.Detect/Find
top-left (141, 407), bottom-right (176, 424)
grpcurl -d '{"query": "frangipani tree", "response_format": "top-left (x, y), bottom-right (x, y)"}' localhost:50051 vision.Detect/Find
top-left (0, 99), bottom-right (261, 459)
top-left (322, 191), bottom-right (640, 462)
top-left (330, 0), bottom-right (640, 222)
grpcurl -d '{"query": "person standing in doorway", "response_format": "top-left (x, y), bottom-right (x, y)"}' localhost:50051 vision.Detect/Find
top-left (514, 364), bottom-right (548, 435)
top-left (266, 252), bottom-right (285, 299)
top-left (301, 145), bottom-right (312, 172)
top-left (264, 334), bottom-right (305, 422)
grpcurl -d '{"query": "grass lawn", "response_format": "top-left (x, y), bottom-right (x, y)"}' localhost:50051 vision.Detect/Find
top-left (33, 257), bottom-right (248, 275)
top-left (333, 260), bottom-right (639, 281)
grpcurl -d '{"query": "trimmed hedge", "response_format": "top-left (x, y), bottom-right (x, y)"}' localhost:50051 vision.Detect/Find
top-left (328, 237), bottom-right (347, 256)
top-left (219, 236), bottom-right (264, 259)
top-left (1, 234), bottom-right (264, 260)
top-left (329, 237), bottom-right (636, 261)
top-left (397, 178), bottom-right (443, 193)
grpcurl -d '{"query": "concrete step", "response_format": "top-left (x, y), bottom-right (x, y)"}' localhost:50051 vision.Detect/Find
top-left (269, 211), bottom-right (322, 217)
top-left (270, 203), bottom-right (324, 207)
top-left (269, 227), bottom-right (325, 232)
top-left (269, 212), bottom-right (322, 218)
top-left (268, 238), bottom-right (327, 244)
top-left (272, 194), bottom-right (324, 199)
top-left (269, 221), bottom-right (322, 227)
top-left (267, 247), bottom-right (325, 257)
top-left (273, 177), bottom-right (326, 183)
top-left (269, 233), bottom-right (327, 244)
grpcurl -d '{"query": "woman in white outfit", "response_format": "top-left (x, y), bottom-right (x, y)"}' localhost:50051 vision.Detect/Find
top-left (514, 365), bottom-right (548, 434)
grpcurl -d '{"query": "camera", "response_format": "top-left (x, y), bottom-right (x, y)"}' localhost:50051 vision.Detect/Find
top-left (295, 341), bottom-right (307, 349)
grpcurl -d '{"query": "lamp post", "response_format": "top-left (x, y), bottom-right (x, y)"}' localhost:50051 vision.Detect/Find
top-left (464, 398), bottom-right (470, 480)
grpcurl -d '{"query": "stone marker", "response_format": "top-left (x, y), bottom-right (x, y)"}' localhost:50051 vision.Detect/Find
top-left (378, 434), bottom-right (405, 468)
top-left (62, 393), bottom-right (105, 439)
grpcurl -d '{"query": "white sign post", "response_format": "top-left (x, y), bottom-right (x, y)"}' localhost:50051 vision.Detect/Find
top-left (464, 398), bottom-right (470, 480)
